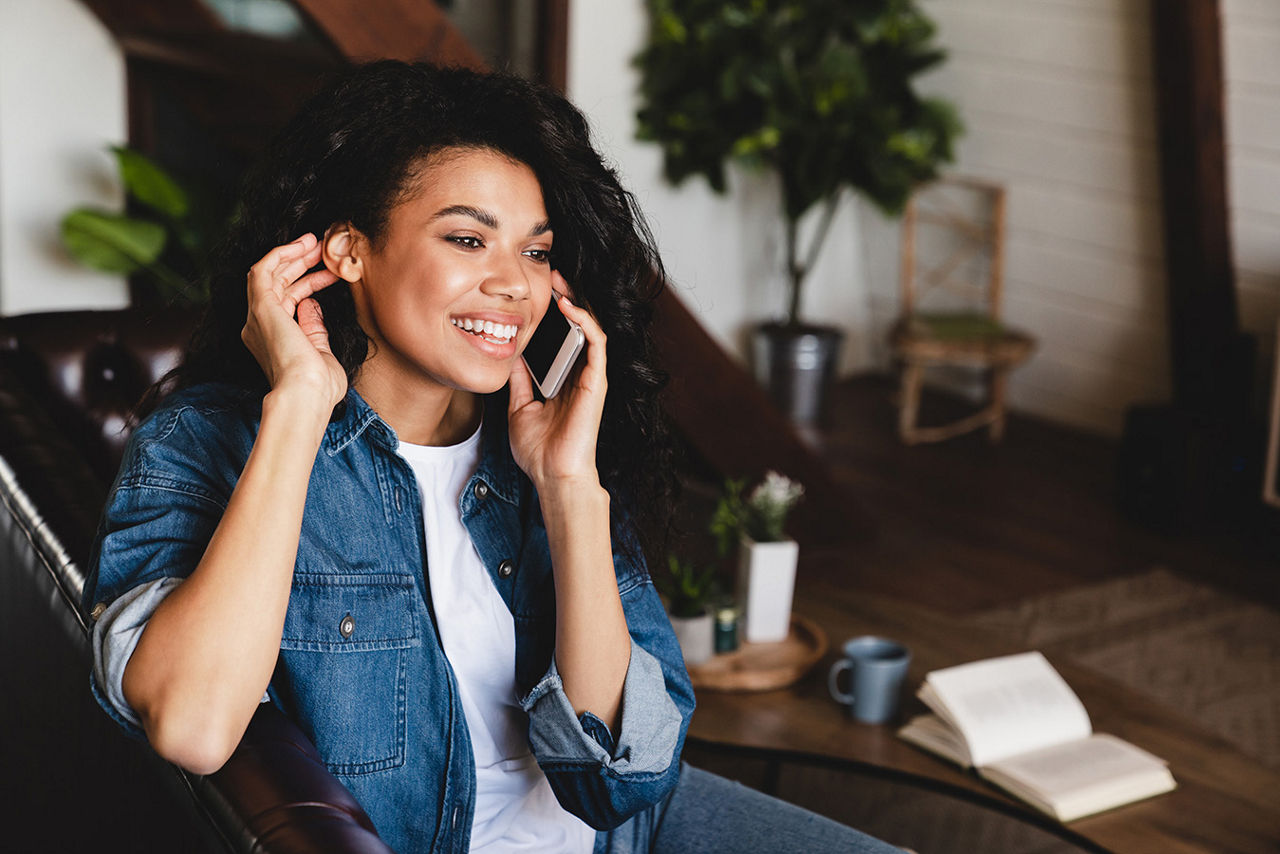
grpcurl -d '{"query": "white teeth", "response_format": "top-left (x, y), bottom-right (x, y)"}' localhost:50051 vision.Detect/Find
top-left (453, 317), bottom-right (517, 342)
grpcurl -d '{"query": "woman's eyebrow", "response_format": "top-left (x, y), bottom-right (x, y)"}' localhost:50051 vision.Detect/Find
top-left (431, 206), bottom-right (550, 238)
top-left (431, 204), bottom-right (498, 228)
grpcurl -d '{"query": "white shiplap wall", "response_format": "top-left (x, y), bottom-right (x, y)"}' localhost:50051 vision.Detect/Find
top-left (1223, 0), bottom-right (1280, 408)
top-left (861, 0), bottom-right (1169, 435)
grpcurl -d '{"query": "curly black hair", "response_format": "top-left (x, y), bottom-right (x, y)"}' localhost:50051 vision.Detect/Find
top-left (157, 61), bottom-right (674, 553)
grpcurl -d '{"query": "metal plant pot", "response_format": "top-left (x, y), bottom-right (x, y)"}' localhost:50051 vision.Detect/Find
top-left (752, 322), bottom-right (844, 425)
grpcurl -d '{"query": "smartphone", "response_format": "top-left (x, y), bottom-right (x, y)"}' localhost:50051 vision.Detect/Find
top-left (521, 291), bottom-right (585, 399)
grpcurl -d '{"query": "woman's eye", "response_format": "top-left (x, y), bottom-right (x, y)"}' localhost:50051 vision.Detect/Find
top-left (447, 235), bottom-right (483, 249)
top-left (523, 249), bottom-right (551, 264)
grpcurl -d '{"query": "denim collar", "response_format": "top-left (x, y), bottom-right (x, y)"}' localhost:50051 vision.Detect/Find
top-left (322, 387), bottom-right (523, 506)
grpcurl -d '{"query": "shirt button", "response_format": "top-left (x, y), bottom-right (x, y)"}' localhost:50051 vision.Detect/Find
top-left (474, 481), bottom-right (489, 500)
top-left (497, 559), bottom-right (514, 578)
top-left (90, 602), bottom-right (106, 621)
top-left (451, 805), bottom-right (460, 829)
top-left (339, 614), bottom-right (355, 639)
top-left (394, 487), bottom-right (404, 511)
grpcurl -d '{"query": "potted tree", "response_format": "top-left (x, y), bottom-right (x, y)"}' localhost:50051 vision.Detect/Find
top-left (635, 0), bottom-right (962, 422)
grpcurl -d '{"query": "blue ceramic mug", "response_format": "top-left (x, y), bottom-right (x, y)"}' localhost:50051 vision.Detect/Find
top-left (827, 636), bottom-right (911, 724)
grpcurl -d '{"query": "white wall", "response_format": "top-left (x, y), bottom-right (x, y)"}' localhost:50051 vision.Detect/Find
top-left (1223, 0), bottom-right (1280, 409)
top-left (860, 0), bottom-right (1172, 436)
top-left (567, 0), bottom-right (1193, 436)
top-left (565, 0), bottom-right (875, 376)
top-left (0, 0), bottom-right (129, 315)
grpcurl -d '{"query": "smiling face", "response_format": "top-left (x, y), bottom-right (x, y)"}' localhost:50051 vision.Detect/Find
top-left (328, 147), bottom-right (554, 439)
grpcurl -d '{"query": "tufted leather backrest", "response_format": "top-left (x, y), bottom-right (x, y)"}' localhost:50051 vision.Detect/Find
top-left (0, 309), bottom-right (197, 485)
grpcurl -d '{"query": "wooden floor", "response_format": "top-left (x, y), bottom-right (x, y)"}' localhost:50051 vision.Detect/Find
top-left (675, 373), bottom-right (1280, 616)
top-left (674, 374), bottom-right (1280, 854)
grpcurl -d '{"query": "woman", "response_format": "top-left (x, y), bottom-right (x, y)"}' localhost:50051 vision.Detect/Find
top-left (84, 62), bottom-right (900, 854)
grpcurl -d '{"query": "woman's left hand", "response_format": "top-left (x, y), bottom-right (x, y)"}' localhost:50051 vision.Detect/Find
top-left (507, 271), bottom-right (607, 491)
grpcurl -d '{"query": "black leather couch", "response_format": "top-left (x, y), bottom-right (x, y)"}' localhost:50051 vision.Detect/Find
top-left (0, 309), bottom-right (393, 853)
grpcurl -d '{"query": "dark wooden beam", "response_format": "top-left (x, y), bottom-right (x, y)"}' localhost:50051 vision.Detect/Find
top-left (538, 0), bottom-right (571, 92)
top-left (291, 0), bottom-right (485, 68)
top-left (76, 0), bottom-right (222, 35)
top-left (653, 287), bottom-right (874, 547)
top-left (1149, 0), bottom-right (1242, 415)
top-left (120, 31), bottom-right (341, 161)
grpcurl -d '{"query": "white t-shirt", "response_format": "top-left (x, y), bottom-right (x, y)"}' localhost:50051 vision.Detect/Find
top-left (397, 426), bottom-right (594, 854)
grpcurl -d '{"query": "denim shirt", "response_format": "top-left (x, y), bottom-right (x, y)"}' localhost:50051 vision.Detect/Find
top-left (83, 382), bottom-right (694, 854)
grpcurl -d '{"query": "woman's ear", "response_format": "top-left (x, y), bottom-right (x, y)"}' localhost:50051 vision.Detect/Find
top-left (322, 224), bottom-right (365, 283)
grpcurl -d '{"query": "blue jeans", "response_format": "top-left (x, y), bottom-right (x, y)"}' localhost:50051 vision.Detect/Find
top-left (596, 763), bottom-right (903, 853)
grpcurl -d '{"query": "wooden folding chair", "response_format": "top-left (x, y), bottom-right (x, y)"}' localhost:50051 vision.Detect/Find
top-left (890, 177), bottom-right (1035, 444)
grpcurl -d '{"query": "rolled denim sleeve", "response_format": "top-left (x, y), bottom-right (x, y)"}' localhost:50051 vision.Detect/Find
top-left (519, 575), bottom-right (695, 830)
top-left (90, 576), bottom-right (271, 741)
top-left (82, 393), bottom-right (248, 740)
top-left (90, 576), bottom-right (182, 739)
top-left (520, 637), bottom-right (681, 773)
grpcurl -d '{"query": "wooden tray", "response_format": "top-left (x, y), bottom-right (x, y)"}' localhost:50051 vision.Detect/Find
top-left (687, 615), bottom-right (828, 692)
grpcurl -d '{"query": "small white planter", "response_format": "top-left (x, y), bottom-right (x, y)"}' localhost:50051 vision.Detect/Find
top-left (737, 536), bottom-right (799, 643)
top-left (669, 611), bottom-right (714, 666)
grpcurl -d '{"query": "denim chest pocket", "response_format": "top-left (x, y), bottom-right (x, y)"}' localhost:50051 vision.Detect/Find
top-left (278, 573), bottom-right (421, 775)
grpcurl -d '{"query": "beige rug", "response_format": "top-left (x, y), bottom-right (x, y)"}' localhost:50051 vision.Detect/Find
top-left (964, 568), bottom-right (1280, 770)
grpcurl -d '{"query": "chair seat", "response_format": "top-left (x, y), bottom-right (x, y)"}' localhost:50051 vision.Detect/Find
top-left (891, 313), bottom-right (1035, 366)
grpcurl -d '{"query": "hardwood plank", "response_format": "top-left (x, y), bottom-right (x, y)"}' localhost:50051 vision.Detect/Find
top-left (805, 376), bottom-right (1279, 613)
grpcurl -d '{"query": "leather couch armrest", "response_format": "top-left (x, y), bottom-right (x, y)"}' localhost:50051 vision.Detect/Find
top-left (197, 703), bottom-right (395, 854)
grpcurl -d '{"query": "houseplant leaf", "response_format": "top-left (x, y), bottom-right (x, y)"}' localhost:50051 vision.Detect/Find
top-left (111, 145), bottom-right (190, 220)
top-left (60, 208), bottom-right (167, 274)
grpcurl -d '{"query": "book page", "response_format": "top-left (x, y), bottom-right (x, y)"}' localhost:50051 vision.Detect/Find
top-left (923, 652), bottom-right (1092, 767)
top-left (981, 733), bottom-right (1176, 822)
top-left (897, 714), bottom-right (973, 767)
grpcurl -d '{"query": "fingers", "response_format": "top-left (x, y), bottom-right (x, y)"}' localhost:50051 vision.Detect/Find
top-left (296, 299), bottom-right (332, 355)
top-left (556, 293), bottom-right (607, 390)
top-left (254, 233), bottom-right (318, 276)
top-left (551, 270), bottom-right (574, 302)
top-left (247, 235), bottom-right (324, 302)
top-left (508, 356), bottom-right (537, 412)
top-left (267, 243), bottom-right (324, 301)
top-left (243, 236), bottom-right (333, 371)
top-left (285, 268), bottom-right (341, 305)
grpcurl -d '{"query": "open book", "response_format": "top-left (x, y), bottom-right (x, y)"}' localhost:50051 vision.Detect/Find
top-left (897, 651), bottom-right (1176, 822)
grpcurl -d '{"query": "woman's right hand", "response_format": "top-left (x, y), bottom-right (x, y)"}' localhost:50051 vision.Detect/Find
top-left (241, 233), bottom-right (347, 409)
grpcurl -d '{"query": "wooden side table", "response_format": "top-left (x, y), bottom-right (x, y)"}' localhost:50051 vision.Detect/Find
top-left (687, 577), bottom-right (1280, 854)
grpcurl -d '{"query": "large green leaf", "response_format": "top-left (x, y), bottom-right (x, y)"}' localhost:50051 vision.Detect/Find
top-left (112, 146), bottom-right (189, 220)
top-left (60, 208), bottom-right (167, 274)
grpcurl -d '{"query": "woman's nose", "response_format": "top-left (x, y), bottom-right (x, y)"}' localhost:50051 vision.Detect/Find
top-left (480, 253), bottom-right (533, 300)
